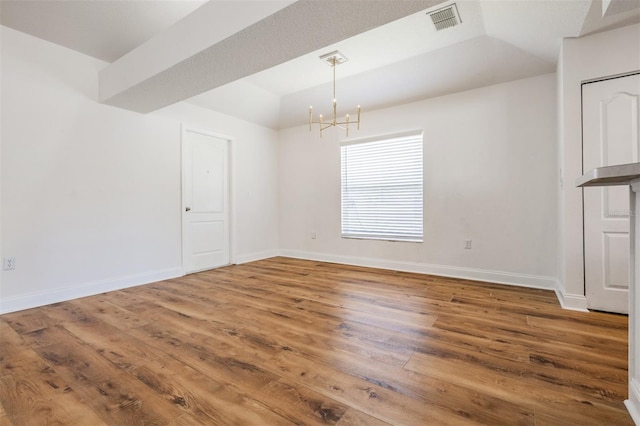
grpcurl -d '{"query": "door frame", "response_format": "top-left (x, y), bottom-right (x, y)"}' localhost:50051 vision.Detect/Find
top-left (180, 124), bottom-right (234, 273)
top-left (581, 70), bottom-right (640, 300)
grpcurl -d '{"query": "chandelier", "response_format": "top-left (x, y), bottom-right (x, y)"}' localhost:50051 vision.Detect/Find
top-left (308, 51), bottom-right (361, 138)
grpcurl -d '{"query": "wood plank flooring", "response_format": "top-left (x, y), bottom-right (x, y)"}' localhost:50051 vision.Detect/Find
top-left (0, 257), bottom-right (632, 425)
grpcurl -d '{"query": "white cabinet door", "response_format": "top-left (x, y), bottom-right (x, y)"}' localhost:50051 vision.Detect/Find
top-left (182, 129), bottom-right (230, 273)
top-left (583, 73), bottom-right (640, 314)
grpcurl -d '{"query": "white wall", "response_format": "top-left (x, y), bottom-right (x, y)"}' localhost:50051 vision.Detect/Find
top-left (0, 25), bottom-right (4, 296)
top-left (0, 26), bottom-right (279, 313)
top-left (558, 23), bottom-right (640, 310)
top-left (279, 73), bottom-right (558, 288)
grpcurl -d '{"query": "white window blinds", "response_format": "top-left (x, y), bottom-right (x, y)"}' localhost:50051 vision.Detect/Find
top-left (341, 132), bottom-right (423, 242)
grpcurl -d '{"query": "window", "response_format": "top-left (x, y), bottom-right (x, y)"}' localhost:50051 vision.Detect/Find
top-left (341, 131), bottom-right (423, 242)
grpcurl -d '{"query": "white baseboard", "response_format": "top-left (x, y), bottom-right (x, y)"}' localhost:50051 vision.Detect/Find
top-left (234, 250), bottom-right (279, 265)
top-left (0, 267), bottom-right (184, 315)
top-left (625, 378), bottom-right (640, 425)
top-left (278, 249), bottom-right (557, 291)
top-left (553, 284), bottom-right (589, 312)
top-left (0, 252), bottom-right (578, 315)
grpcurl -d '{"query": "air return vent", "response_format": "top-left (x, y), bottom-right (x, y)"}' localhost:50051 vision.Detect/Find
top-left (428, 4), bottom-right (461, 31)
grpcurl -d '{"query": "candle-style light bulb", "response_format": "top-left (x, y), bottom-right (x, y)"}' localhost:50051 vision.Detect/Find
top-left (346, 114), bottom-right (350, 137)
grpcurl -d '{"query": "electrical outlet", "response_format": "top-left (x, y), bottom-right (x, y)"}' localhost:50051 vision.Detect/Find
top-left (311, 231), bottom-right (317, 240)
top-left (3, 257), bottom-right (16, 270)
top-left (464, 240), bottom-right (472, 250)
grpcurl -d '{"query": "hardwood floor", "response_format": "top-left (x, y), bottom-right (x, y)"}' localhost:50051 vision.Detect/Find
top-left (0, 257), bottom-right (632, 425)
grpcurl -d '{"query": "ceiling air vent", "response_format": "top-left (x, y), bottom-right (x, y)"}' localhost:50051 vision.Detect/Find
top-left (428, 4), bottom-right (461, 31)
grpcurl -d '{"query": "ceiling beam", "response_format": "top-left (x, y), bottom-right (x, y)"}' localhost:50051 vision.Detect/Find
top-left (99, 0), bottom-right (442, 114)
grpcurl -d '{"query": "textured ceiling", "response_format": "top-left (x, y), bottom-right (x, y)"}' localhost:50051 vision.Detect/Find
top-left (98, 0), bottom-right (442, 113)
top-left (0, 0), bottom-right (207, 62)
top-left (2, 0), bottom-right (640, 129)
top-left (190, 0), bottom-right (600, 128)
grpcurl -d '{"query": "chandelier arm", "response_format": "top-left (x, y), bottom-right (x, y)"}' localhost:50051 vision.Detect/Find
top-left (334, 120), bottom-right (359, 126)
top-left (312, 118), bottom-right (360, 126)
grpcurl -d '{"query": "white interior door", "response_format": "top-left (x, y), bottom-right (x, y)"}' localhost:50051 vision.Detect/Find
top-left (583, 73), bottom-right (640, 314)
top-left (182, 128), bottom-right (230, 273)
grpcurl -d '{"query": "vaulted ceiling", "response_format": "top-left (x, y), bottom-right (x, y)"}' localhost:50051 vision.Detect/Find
top-left (2, 0), bottom-right (639, 129)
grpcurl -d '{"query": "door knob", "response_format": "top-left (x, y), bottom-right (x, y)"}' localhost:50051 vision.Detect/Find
top-left (185, 207), bottom-right (191, 212)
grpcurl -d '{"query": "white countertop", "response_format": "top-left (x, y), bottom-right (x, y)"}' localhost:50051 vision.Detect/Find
top-left (576, 162), bottom-right (640, 187)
